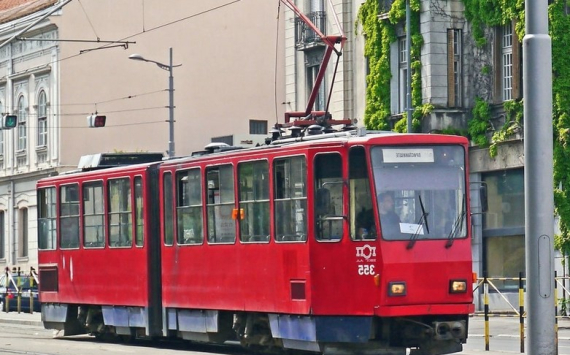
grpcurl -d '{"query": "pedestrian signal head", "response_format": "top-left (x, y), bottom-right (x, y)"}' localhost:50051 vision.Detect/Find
top-left (87, 115), bottom-right (106, 128)
top-left (2, 115), bottom-right (17, 129)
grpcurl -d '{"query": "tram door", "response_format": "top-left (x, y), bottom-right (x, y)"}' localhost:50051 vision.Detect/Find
top-left (314, 153), bottom-right (344, 240)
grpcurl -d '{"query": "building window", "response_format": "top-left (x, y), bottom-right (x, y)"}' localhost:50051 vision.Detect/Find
top-left (482, 168), bottom-right (525, 291)
top-left (206, 165), bottom-right (236, 244)
top-left (306, 61), bottom-right (326, 111)
top-left (108, 178), bottom-right (132, 247)
top-left (379, 0), bottom-right (396, 14)
top-left (448, 29), bottom-right (462, 107)
top-left (249, 120), bottom-right (268, 135)
top-left (211, 135), bottom-right (233, 146)
top-left (502, 24), bottom-right (513, 101)
top-left (17, 95), bottom-right (27, 152)
top-left (37, 90), bottom-right (47, 147)
top-left (399, 37), bottom-right (408, 113)
top-left (18, 208), bottom-right (28, 257)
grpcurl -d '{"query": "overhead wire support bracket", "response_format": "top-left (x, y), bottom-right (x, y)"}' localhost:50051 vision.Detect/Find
top-left (16, 37), bottom-right (136, 45)
top-left (16, 37), bottom-right (135, 53)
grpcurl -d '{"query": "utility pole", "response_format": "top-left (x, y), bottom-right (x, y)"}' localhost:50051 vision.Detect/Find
top-left (524, 0), bottom-right (555, 352)
top-left (129, 48), bottom-right (180, 159)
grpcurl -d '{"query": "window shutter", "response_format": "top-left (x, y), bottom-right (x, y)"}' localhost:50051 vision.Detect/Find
top-left (493, 27), bottom-right (502, 104)
top-left (447, 29), bottom-right (456, 107)
top-left (512, 22), bottom-right (521, 99)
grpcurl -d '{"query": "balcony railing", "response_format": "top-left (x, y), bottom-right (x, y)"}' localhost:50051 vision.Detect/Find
top-left (295, 11), bottom-right (326, 49)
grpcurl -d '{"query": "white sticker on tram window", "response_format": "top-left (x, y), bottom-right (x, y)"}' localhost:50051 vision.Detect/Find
top-left (400, 223), bottom-right (424, 235)
top-left (383, 148), bottom-right (434, 163)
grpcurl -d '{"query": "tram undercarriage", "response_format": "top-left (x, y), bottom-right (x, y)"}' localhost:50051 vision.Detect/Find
top-left (42, 304), bottom-right (467, 355)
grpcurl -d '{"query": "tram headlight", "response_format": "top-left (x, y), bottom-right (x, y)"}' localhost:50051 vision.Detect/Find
top-left (449, 279), bottom-right (468, 293)
top-left (388, 282), bottom-right (406, 296)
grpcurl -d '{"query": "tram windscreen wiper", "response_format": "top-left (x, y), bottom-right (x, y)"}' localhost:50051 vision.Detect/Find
top-left (407, 195), bottom-right (430, 249)
top-left (445, 195), bottom-right (465, 248)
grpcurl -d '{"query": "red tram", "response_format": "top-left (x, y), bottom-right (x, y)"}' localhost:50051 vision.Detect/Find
top-left (37, 130), bottom-right (474, 355)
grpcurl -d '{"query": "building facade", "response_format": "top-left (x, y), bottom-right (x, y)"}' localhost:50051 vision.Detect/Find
top-left (0, 0), bottom-right (285, 272)
top-left (283, 0), bottom-right (559, 310)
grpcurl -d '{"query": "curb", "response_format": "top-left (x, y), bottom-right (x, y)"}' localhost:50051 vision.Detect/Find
top-left (0, 314), bottom-right (42, 327)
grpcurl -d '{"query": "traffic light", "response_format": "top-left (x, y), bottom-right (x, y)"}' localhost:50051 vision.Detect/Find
top-left (1, 115), bottom-right (17, 129)
top-left (87, 115), bottom-right (106, 128)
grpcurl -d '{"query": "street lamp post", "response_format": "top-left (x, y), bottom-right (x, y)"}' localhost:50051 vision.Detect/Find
top-left (129, 48), bottom-right (181, 158)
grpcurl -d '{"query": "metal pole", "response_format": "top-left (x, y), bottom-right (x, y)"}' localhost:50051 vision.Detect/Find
top-left (168, 47), bottom-right (175, 159)
top-left (524, 0), bottom-right (555, 351)
top-left (405, 0), bottom-right (413, 133)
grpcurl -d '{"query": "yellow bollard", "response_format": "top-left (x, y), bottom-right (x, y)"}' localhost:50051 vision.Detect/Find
top-left (484, 277), bottom-right (489, 351)
top-left (16, 275), bottom-right (21, 314)
top-left (3, 269), bottom-right (8, 313)
top-left (29, 275), bottom-right (33, 314)
top-left (519, 272), bottom-right (524, 353)
top-left (555, 272), bottom-right (559, 355)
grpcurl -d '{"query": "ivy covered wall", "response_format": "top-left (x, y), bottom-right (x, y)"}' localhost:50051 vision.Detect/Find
top-left (357, 0), bottom-right (570, 254)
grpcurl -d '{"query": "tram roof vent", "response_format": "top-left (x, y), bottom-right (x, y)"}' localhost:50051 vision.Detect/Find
top-left (78, 152), bottom-right (164, 170)
top-left (191, 142), bottom-right (245, 157)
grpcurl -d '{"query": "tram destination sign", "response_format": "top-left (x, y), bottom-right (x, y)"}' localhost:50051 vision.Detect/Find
top-left (383, 148), bottom-right (434, 163)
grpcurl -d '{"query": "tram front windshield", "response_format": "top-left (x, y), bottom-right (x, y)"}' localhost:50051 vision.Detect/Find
top-left (370, 145), bottom-right (466, 242)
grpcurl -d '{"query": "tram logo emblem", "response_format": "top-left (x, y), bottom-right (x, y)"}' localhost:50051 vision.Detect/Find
top-left (356, 244), bottom-right (376, 260)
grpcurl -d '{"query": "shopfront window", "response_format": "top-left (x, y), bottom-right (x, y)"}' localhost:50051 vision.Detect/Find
top-left (482, 169), bottom-right (525, 291)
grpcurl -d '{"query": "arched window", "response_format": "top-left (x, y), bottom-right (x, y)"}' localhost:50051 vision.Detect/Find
top-left (37, 90), bottom-right (47, 147)
top-left (17, 95), bottom-right (27, 151)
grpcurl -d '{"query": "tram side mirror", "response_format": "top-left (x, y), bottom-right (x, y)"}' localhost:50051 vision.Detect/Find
top-left (316, 188), bottom-right (331, 216)
top-left (480, 184), bottom-right (488, 213)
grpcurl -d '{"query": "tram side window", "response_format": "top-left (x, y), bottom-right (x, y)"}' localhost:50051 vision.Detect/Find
top-left (134, 177), bottom-right (144, 247)
top-left (164, 172), bottom-right (174, 246)
top-left (274, 156), bottom-right (307, 242)
top-left (238, 160), bottom-right (270, 242)
top-left (83, 181), bottom-right (105, 248)
top-left (314, 153), bottom-right (344, 241)
top-left (108, 178), bottom-right (132, 247)
top-left (60, 184), bottom-right (80, 249)
top-left (207, 165), bottom-right (236, 243)
top-left (177, 169), bottom-right (203, 245)
top-left (349, 146), bottom-right (376, 240)
top-left (38, 187), bottom-right (57, 250)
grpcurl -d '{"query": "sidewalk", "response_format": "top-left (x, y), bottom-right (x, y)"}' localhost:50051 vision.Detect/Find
top-left (0, 311), bottom-right (568, 353)
top-left (0, 309), bottom-right (42, 326)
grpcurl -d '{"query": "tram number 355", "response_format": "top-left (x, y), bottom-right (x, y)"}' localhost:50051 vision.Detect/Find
top-left (358, 264), bottom-right (375, 275)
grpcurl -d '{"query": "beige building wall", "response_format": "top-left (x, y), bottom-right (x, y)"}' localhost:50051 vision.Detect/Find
top-left (0, 0), bottom-right (286, 272)
top-left (52, 0), bottom-right (285, 166)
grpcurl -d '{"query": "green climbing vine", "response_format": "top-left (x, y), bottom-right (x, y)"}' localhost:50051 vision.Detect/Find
top-left (551, 0), bottom-right (570, 256)
top-left (356, 0), bottom-right (570, 255)
top-left (357, 0), bottom-right (425, 132)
